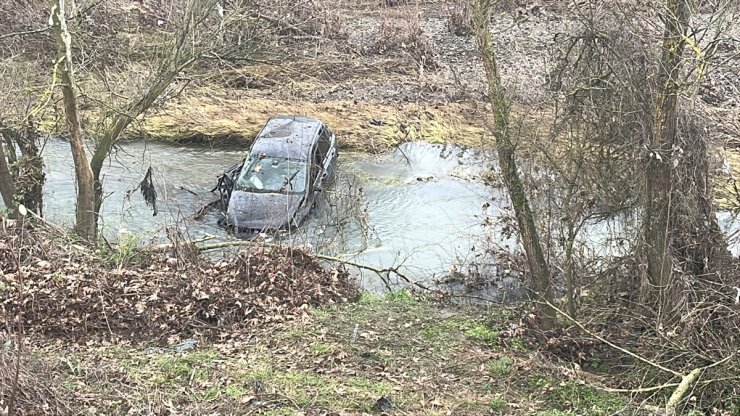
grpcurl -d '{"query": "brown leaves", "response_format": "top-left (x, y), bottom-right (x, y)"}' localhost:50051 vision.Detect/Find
top-left (0, 228), bottom-right (359, 343)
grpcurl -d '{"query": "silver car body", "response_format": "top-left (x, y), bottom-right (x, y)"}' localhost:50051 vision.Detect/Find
top-left (226, 115), bottom-right (337, 231)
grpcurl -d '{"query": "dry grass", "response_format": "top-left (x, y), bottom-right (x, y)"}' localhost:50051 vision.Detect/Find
top-left (2, 294), bottom-right (641, 415)
top-left (716, 149), bottom-right (740, 209)
top-left (0, 350), bottom-right (73, 415)
top-left (133, 87), bottom-right (487, 152)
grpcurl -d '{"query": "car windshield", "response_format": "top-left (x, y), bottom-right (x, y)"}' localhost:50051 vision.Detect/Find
top-left (235, 155), bottom-right (307, 193)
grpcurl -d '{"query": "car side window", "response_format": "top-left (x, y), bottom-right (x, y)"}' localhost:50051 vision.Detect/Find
top-left (317, 127), bottom-right (331, 161)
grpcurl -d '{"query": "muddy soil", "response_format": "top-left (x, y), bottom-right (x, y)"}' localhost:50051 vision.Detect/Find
top-left (130, 0), bottom-right (739, 166)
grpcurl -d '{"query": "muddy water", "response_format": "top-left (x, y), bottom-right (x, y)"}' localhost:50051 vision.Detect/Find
top-left (17, 139), bottom-right (740, 293)
top-left (33, 139), bottom-right (510, 291)
top-left (41, 139), bottom-right (244, 237)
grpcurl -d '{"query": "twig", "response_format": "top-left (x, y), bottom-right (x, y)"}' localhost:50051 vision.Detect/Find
top-left (546, 300), bottom-right (738, 412)
top-left (191, 199), bottom-right (220, 220)
top-left (179, 186), bottom-right (199, 196)
top-left (0, 27), bottom-right (49, 41)
top-left (8, 211), bottom-right (27, 416)
top-left (194, 240), bottom-right (431, 292)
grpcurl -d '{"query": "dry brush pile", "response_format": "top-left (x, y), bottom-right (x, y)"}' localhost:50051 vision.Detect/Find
top-left (0, 224), bottom-right (359, 343)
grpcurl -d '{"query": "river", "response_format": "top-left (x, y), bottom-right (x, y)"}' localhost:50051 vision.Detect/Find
top-left (7, 138), bottom-right (739, 293)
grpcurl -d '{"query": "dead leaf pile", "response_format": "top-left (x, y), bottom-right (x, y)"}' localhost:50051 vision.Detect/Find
top-left (0, 227), bottom-right (359, 342)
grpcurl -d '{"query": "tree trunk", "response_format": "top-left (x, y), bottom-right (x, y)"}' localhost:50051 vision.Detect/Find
top-left (87, 0), bottom-right (207, 224)
top-left (51, 0), bottom-right (97, 240)
top-left (564, 226), bottom-right (577, 319)
top-left (471, 0), bottom-right (556, 329)
top-left (642, 0), bottom-right (690, 312)
top-left (0, 136), bottom-right (17, 210)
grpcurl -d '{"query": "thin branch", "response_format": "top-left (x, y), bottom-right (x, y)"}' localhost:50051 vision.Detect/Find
top-left (0, 27), bottom-right (49, 41)
top-left (545, 300), bottom-right (682, 376)
top-left (547, 299), bottom-right (738, 412)
top-left (193, 240), bottom-right (431, 292)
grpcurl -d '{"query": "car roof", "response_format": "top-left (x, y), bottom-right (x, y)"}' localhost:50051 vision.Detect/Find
top-left (249, 116), bottom-right (324, 161)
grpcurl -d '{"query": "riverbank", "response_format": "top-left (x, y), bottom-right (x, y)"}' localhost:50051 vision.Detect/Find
top-left (2, 208), bottom-right (737, 415)
top-left (130, 86), bottom-right (487, 152)
top-left (5, 292), bottom-right (641, 415)
top-left (0, 219), bottom-right (627, 415)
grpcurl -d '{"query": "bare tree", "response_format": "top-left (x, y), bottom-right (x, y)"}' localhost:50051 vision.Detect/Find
top-left (50, 0), bottom-right (96, 239)
top-left (642, 0), bottom-right (730, 316)
top-left (50, 0), bottom-right (226, 240)
top-left (642, 0), bottom-right (691, 313)
top-left (470, 0), bottom-right (556, 329)
top-left (0, 137), bottom-right (16, 210)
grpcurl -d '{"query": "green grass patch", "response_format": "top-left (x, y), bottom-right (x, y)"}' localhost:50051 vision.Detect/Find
top-left (489, 395), bottom-right (508, 412)
top-left (96, 233), bottom-right (144, 268)
top-left (309, 342), bottom-right (333, 356)
top-left (465, 323), bottom-right (498, 345)
top-left (358, 289), bottom-right (416, 305)
top-left (151, 350), bottom-right (220, 386)
top-left (488, 356), bottom-right (513, 377)
top-left (24, 295), bottom-right (641, 415)
top-left (547, 382), bottom-right (626, 415)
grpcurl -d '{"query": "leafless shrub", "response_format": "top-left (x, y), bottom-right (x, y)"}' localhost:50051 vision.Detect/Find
top-left (235, 0), bottom-right (348, 43)
top-left (531, 3), bottom-right (740, 411)
top-left (0, 350), bottom-right (72, 415)
top-left (0, 1), bottom-right (53, 63)
top-left (373, 6), bottom-right (438, 70)
top-left (447, 0), bottom-right (473, 36)
top-left (383, 0), bottom-right (412, 6)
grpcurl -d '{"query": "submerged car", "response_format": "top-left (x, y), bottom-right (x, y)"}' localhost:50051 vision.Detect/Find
top-left (220, 115), bottom-right (337, 231)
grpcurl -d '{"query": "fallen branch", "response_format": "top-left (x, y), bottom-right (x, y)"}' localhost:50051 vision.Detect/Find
top-left (665, 354), bottom-right (735, 416)
top-left (545, 300), bottom-right (738, 412)
top-left (315, 253), bottom-right (426, 292)
top-left (194, 240), bottom-right (431, 292)
top-left (149, 235), bottom-right (215, 251)
top-left (190, 199), bottom-right (220, 220)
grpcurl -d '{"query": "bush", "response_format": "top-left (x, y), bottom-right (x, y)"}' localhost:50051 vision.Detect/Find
top-left (383, 0), bottom-right (411, 6)
top-left (373, 7), bottom-right (438, 70)
top-left (447, 0), bottom-right (473, 36)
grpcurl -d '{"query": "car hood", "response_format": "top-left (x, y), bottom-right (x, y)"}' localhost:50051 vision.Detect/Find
top-left (227, 190), bottom-right (303, 230)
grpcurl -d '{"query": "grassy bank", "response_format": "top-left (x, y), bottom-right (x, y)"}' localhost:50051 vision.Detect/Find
top-left (128, 87), bottom-right (487, 152)
top-left (8, 293), bottom-right (641, 415)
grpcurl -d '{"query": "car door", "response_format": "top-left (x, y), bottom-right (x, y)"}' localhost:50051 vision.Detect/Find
top-left (316, 126), bottom-right (336, 185)
top-left (293, 136), bottom-right (322, 225)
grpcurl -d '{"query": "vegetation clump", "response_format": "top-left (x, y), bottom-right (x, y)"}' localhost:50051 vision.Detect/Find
top-left (0, 223), bottom-right (359, 342)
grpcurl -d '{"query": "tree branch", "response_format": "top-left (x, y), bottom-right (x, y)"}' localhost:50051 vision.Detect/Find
top-left (192, 240), bottom-right (431, 292)
top-left (0, 27), bottom-right (49, 41)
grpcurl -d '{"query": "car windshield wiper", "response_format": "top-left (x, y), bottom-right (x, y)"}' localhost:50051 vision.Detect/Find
top-left (280, 169), bottom-right (301, 192)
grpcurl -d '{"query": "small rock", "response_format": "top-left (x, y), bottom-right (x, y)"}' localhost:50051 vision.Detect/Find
top-left (174, 338), bottom-right (197, 352)
top-left (375, 396), bottom-right (392, 412)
